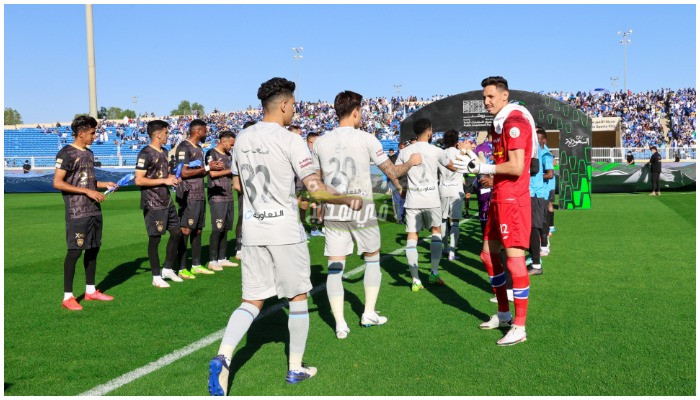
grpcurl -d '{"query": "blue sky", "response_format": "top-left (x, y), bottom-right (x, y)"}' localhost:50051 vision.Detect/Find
top-left (4, 4), bottom-right (696, 124)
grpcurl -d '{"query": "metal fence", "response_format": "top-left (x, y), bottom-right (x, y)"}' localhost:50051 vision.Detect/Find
top-left (3, 155), bottom-right (137, 169)
top-left (4, 147), bottom-right (696, 170)
top-left (590, 147), bottom-right (696, 163)
top-left (541, 147), bottom-right (695, 163)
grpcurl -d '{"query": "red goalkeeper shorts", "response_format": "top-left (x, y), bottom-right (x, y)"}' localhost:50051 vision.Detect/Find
top-left (484, 200), bottom-right (531, 249)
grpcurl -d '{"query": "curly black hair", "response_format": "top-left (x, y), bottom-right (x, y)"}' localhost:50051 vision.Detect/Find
top-left (413, 117), bottom-right (432, 136)
top-left (71, 115), bottom-right (97, 136)
top-left (481, 76), bottom-right (508, 90)
top-left (147, 119), bottom-right (169, 138)
top-left (257, 77), bottom-right (296, 110)
top-left (443, 129), bottom-right (459, 148)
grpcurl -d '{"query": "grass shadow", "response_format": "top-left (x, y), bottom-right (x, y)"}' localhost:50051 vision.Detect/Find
top-left (381, 254), bottom-right (490, 321)
top-left (227, 306), bottom-right (290, 394)
top-left (421, 279), bottom-right (491, 322)
top-left (95, 256), bottom-right (150, 293)
top-left (309, 262), bottom-right (366, 335)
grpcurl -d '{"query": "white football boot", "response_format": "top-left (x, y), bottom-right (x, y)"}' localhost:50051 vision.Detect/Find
top-left (161, 268), bottom-right (183, 282)
top-left (497, 325), bottom-right (527, 346)
top-left (361, 312), bottom-right (388, 327)
top-left (335, 323), bottom-right (350, 339)
top-left (479, 314), bottom-right (513, 330)
top-left (152, 276), bottom-right (170, 288)
top-left (207, 261), bottom-right (223, 272)
top-left (218, 259), bottom-right (239, 267)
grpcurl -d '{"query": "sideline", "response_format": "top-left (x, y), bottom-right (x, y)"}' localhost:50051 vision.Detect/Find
top-left (80, 219), bottom-right (471, 396)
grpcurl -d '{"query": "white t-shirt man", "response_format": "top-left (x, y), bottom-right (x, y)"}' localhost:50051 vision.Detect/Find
top-left (438, 146), bottom-right (465, 220)
top-left (397, 142), bottom-right (451, 209)
top-left (438, 147), bottom-right (464, 199)
top-left (311, 127), bottom-right (388, 220)
top-left (396, 141), bottom-right (451, 231)
top-left (311, 126), bottom-right (388, 255)
top-left (233, 121), bottom-right (317, 246)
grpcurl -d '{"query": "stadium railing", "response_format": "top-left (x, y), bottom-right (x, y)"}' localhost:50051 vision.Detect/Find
top-left (4, 147), bottom-right (695, 171)
top-left (590, 147), bottom-right (696, 163)
top-left (4, 155), bottom-right (131, 169)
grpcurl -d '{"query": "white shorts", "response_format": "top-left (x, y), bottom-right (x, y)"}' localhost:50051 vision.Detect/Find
top-left (241, 242), bottom-right (312, 300)
top-left (405, 207), bottom-right (442, 233)
top-left (441, 196), bottom-right (464, 221)
top-left (323, 220), bottom-right (381, 257)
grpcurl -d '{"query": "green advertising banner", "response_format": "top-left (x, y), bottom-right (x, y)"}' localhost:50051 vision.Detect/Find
top-left (586, 161), bottom-right (695, 193)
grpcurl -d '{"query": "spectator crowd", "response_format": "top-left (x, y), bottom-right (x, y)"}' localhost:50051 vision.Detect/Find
top-left (16, 88), bottom-right (697, 155)
top-left (547, 88), bottom-right (695, 149)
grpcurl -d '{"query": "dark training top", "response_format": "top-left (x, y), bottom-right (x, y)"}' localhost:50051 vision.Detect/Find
top-left (175, 139), bottom-right (205, 201)
top-left (649, 151), bottom-right (662, 174)
top-left (55, 145), bottom-right (102, 220)
top-left (206, 148), bottom-right (234, 202)
top-left (136, 145), bottom-right (172, 210)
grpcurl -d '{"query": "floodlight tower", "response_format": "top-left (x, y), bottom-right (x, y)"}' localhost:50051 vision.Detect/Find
top-left (85, 5), bottom-right (98, 118)
top-left (292, 47), bottom-right (304, 100)
top-left (610, 76), bottom-right (619, 89)
top-left (617, 29), bottom-right (632, 93)
top-left (132, 96), bottom-right (138, 117)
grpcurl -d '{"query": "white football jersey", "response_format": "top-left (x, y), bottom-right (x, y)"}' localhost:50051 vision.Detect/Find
top-left (438, 147), bottom-right (464, 198)
top-left (396, 141), bottom-right (450, 209)
top-left (232, 121), bottom-right (317, 245)
top-left (311, 127), bottom-right (388, 221)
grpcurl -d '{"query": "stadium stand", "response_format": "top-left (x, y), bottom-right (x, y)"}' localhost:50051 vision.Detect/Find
top-left (4, 88), bottom-right (695, 168)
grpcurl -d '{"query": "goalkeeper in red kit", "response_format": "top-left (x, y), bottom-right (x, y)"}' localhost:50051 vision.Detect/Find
top-left (454, 76), bottom-right (537, 346)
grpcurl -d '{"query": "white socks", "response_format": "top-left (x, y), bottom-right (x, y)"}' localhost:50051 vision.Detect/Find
top-left (429, 234), bottom-right (442, 275)
top-left (86, 285), bottom-right (96, 295)
top-left (63, 292), bottom-right (74, 301)
top-left (288, 300), bottom-right (310, 371)
top-left (218, 302), bottom-right (260, 361)
top-left (326, 260), bottom-right (346, 328)
top-left (406, 239), bottom-right (420, 283)
top-left (363, 254), bottom-right (382, 314)
top-left (449, 223), bottom-right (460, 252)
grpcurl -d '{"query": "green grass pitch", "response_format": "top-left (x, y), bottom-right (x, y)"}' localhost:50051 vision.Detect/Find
top-left (3, 191), bottom-right (696, 395)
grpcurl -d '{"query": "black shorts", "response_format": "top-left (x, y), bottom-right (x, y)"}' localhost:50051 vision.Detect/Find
top-left (531, 197), bottom-right (548, 229)
top-left (178, 199), bottom-right (206, 230)
top-left (66, 215), bottom-right (102, 250)
top-left (548, 189), bottom-right (555, 203)
top-left (210, 200), bottom-right (233, 232)
top-left (144, 204), bottom-right (179, 237)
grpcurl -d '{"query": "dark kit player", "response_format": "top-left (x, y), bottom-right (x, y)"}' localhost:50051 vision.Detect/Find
top-left (134, 120), bottom-right (184, 288)
top-left (205, 131), bottom-right (240, 271)
top-left (175, 119), bottom-right (225, 279)
top-left (53, 115), bottom-right (116, 311)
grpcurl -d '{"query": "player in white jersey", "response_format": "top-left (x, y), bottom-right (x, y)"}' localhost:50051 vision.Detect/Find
top-left (396, 118), bottom-right (458, 292)
top-left (311, 90), bottom-right (422, 339)
top-left (438, 130), bottom-right (470, 261)
top-left (208, 78), bottom-right (362, 395)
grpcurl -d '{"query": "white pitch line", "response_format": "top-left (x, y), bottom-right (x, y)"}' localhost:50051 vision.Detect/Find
top-left (80, 330), bottom-right (226, 396)
top-left (80, 219), bottom-right (471, 396)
